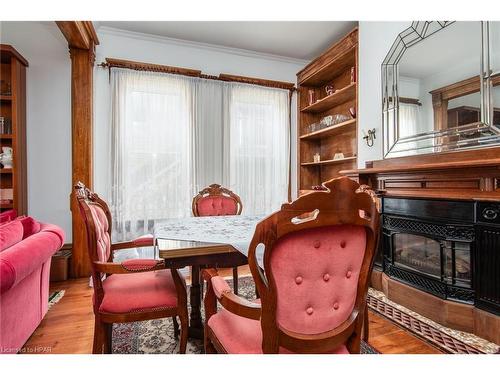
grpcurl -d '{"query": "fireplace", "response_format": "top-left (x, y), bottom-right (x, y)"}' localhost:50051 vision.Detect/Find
top-left (379, 197), bottom-right (500, 315)
top-left (382, 199), bottom-right (476, 303)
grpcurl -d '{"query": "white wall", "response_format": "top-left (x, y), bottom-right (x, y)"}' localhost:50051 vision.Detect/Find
top-left (93, 27), bottom-right (307, 201)
top-left (358, 22), bottom-right (410, 167)
top-left (0, 22), bottom-right (72, 241)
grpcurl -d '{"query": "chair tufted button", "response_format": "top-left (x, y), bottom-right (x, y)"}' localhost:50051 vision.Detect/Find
top-left (323, 273), bottom-right (330, 281)
top-left (340, 240), bottom-right (346, 248)
top-left (313, 240), bottom-right (321, 248)
top-left (333, 302), bottom-right (339, 310)
top-left (306, 307), bottom-right (314, 315)
top-left (295, 276), bottom-right (303, 285)
top-left (346, 270), bottom-right (352, 279)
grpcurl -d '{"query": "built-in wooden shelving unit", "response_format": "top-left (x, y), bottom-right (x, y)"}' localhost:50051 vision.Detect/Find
top-left (296, 28), bottom-right (358, 194)
top-left (0, 44), bottom-right (28, 215)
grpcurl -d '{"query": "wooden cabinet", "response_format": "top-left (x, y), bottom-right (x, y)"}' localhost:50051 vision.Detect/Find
top-left (0, 45), bottom-right (28, 215)
top-left (296, 28), bottom-right (358, 196)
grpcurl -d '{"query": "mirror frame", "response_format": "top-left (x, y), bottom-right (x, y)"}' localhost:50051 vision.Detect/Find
top-left (382, 21), bottom-right (500, 158)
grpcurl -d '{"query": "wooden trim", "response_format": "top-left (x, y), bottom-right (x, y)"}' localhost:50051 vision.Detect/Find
top-left (430, 73), bottom-right (500, 101)
top-left (56, 21), bottom-right (100, 49)
top-left (57, 21), bottom-right (100, 278)
top-left (0, 44), bottom-right (29, 67)
top-left (389, 97), bottom-right (422, 106)
top-left (100, 57), bottom-right (296, 91)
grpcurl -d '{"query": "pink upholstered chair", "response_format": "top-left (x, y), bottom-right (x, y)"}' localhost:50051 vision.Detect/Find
top-left (203, 177), bottom-right (380, 354)
top-left (192, 184), bottom-right (243, 293)
top-left (74, 182), bottom-right (188, 354)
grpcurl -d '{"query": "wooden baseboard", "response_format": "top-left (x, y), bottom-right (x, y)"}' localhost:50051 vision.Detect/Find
top-left (370, 269), bottom-right (500, 344)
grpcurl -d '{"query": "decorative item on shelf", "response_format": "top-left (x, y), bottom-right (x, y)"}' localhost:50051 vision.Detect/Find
top-left (309, 122), bottom-right (321, 133)
top-left (312, 185), bottom-right (328, 191)
top-left (0, 188), bottom-right (13, 201)
top-left (350, 66), bottom-right (356, 84)
top-left (0, 146), bottom-right (13, 169)
top-left (0, 80), bottom-right (11, 96)
top-left (0, 117), bottom-right (12, 135)
top-left (308, 89), bottom-right (316, 105)
top-left (333, 152), bottom-right (345, 160)
top-left (362, 128), bottom-right (376, 147)
top-left (349, 107), bottom-right (356, 119)
top-left (325, 83), bottom-right (335, 96)
top-left (313, 153), bottom-right (321, 163)
top-left (321, 115), bottom-right (334, 127)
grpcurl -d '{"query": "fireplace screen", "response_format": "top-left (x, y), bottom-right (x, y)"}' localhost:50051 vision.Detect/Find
top-left (392, 233), bottom-right (472, 286)
top-left (393, 233), bottom-right (442, 278)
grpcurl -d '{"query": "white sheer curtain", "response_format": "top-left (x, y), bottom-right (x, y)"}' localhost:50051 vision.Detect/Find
top-left (110, 69), bottom-right (290, 240)
top-left (397, 103), bottom-right (421, 154)
top-left (224, 84), bottom-right (289, 215)
top-left (110, 69), bottom-right (194, 241)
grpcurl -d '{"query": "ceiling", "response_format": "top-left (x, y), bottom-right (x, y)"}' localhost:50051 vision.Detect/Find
top-left (96, 21), bottom-right (357, 61)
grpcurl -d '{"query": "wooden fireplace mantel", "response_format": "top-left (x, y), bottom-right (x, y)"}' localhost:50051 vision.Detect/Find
top-left (341, 145), bottom-right (500, 202)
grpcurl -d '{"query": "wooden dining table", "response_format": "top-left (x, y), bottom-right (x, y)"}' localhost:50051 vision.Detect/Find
top-left (153, 215), bottom-right (265, 339)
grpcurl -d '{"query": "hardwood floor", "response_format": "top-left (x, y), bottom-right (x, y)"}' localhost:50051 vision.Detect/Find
top-left (22, 267), bottom-right (442, 354)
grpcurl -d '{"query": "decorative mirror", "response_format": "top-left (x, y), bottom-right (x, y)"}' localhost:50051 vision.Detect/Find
top-left (382, 21), bottom-right (500, 157)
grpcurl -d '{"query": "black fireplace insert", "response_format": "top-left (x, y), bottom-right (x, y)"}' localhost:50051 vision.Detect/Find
top-left (380, 197), bottom-right (500, 315)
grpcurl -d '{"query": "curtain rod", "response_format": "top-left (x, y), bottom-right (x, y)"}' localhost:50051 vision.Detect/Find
top-left (98, 57), bottom-right (296, 92)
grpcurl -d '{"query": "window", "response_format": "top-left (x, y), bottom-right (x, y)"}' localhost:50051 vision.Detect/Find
top-left (110, 69), bottom-right (290, 241)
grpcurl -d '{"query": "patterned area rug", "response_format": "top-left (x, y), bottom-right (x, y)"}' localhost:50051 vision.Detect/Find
top-left (112, 277), bottom-right (378, 354)
top-left (367, 288), bottom-right (499, 354)
top-left (48, 290), bottom-right (65, 310)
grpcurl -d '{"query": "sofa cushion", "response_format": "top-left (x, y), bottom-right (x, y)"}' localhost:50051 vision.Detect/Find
top-left (0, 220), bottom-right (24, 252)
top-left (18, 216), bottom-right (42, 239)
top-left (0, 209), bottom-right (17, 224)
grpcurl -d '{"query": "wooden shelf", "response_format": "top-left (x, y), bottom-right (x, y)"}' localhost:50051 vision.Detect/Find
top-left (300, 47), bottom-right (356, 87)
top-left (0, 44), bottom-right (27, 216)
top-left (301, 156), bottom-right (357, 167)
top-left (300, 119), bottom-right (356, 140)
top-left (297, 28), bottom-right (358, 193)
top-left (301, 83), bottom-right (356, 114)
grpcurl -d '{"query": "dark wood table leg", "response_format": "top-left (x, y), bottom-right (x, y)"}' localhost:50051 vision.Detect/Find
top-left (188, 265), bottom-right (204, 339)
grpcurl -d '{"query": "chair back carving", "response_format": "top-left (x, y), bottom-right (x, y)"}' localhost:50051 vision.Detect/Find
top-left (247, 177), bottom-right (380, 353)
top-left (192, 184), bottom-right (242, 217)
top-left (74, 182), bottom-right (114, 299)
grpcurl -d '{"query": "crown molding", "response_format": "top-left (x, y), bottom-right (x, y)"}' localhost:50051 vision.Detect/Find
top-left (96, 26), bottom-right (310, 66)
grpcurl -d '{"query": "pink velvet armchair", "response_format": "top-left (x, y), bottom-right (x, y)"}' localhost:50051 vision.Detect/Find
top-left (192, 184), bottom-right (243, 293)
top-left (203, 177), bottom-right (380, 354)
top-left (75, 182), bottom-right (189, 354)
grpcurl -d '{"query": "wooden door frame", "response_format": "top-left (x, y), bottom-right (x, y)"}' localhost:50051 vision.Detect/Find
top-left (56, 21), bottom-right (99, 277)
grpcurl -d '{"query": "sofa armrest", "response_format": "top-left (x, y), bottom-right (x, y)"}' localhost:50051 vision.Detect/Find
top-left (0, 223), bottom-right (64, 293)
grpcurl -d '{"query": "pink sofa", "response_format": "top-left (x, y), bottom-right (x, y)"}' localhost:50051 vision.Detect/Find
top-left (0, 215), bottom-right (64, 354)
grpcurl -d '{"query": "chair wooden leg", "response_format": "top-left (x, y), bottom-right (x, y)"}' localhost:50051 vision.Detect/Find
top-left (363, 304), bottom-right (369, 342)
top-left (232, 267), bottom-right (239, 295)
top-left (103, 323), bottom-right (112, 354)
top-left (178, 314), bottom-right (188, 354)
top-left (204, 327), bottom-right (217, 353)
top-left (172, 316), bottom-right (179, 337)
top-left (93, 317), bottom-right (105, 354)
